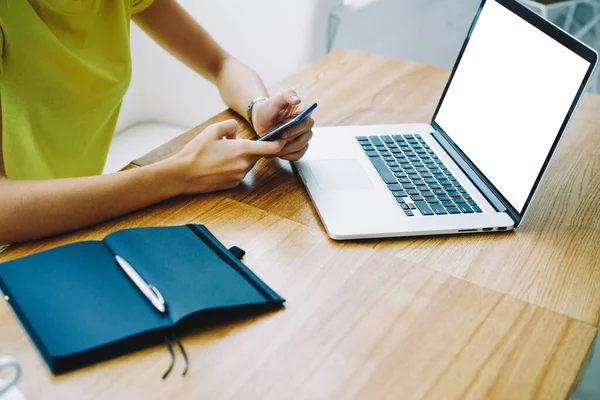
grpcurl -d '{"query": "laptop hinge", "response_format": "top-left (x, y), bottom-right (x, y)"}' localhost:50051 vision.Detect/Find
top-left (430, 125), bottom-right (521, 226)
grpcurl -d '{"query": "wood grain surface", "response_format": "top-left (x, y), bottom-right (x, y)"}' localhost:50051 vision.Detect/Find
top-left (1, 50), bottom-right (599, 399)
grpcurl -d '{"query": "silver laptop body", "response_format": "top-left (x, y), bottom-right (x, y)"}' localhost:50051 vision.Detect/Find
top-left (295, 0), bottom-right (598, 240)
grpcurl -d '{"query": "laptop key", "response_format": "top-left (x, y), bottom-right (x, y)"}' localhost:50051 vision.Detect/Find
top-left (409, 204), bottom-right (417, 210)
top-left (392, 135), bottom-right (404, 141)
top-left (356, 136), bottom-right (368, 141)
top-left (402, 183), bottom-right (415, 190)
top-left (381, 135), bottom-right (394, 143)
top-left (426, 197), bottom-right (439, 204)
top-left (429, 183), bottom-right (441, 190)
top-left (388, 183), bottom-right (402, 191)
top-left (414, 201), bottom-right (434, 216)
top-left (391, 167), bottom-right (402, 173)
top-left (447, 207), bottom-right (461, 214)
top-left (394, 191), bottom-right (408, 198)
top-left (408, 173), bottom-right (421, 180)
top-left (438, 195), bottom-right (451, 202)
top-left (454, 198), bottom-right (466, 204)
top-left (464, 194), bottom-right (472, 200)
top-left (433, 189), bottom-right (445, 195)
top-left (442, 201), bottom-right (455, 208)
top-left (365, 151), bottom-right (379, 158)
top-left (369, 157), bottom-right (397, 184)
top-left (443, 185), bottom-right (455, 191)
top-left (422, 191), bottom-right (435, 197)
top-left (394, 172), bottom-right (407, 178)
top-left (398, 177), bottom-right (411, 183)
top-left (407, 189), bottom-right (419, 195)
top-left (383, 156), bottom-right (395, 162)
top-left (405, 210), bottom-right (414, 217)
top-left (468, 200), bottom-right (477, 206)
top-left (369, 136), bottom-right (384, 146)
top-left (417, 185), bottom-right (430, 192)
top-left (410, 195), bottom-right (423, 202)
top-left (401, 204), bottom-right (410, 210)
top-left (448, 191), bottom-right (462, 198)
top-left (458, 204), bottom-right (474, 213)
top-left (430, 203), bottom-right (447, 215)
top-left (396, 198), bottom-right (406, 204)
top-left (473, 206), bottom-right (483, 213)
top-left (458, 188), bottom-right (467, 193)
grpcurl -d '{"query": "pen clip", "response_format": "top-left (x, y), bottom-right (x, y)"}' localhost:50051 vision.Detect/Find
top-left (148, 284), bottom-right (165, 305)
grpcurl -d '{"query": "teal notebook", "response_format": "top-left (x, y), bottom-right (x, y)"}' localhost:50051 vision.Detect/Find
top-left (0, 225), bottom-right (284, 374)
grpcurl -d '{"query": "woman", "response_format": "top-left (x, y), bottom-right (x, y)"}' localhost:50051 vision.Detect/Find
top-left (0, 0), bottom-right (314, 245)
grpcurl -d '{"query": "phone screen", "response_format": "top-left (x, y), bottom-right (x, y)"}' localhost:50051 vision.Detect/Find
top-left (256, 102), bottom-right (318, 142)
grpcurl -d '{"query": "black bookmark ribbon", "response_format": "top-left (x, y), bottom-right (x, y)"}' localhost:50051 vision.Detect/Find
top-left (162, 333), bottom-right (189, 380)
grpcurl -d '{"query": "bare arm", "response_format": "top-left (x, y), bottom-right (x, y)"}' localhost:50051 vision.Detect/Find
top-left (132, 0), bottom-right (269, 122)
top-left (0, 102), bottom-right (182, 243)
top-left (0, 100), bottom-right (283, 244)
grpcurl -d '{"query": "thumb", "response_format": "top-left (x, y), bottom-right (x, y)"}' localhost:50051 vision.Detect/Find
top-left (271, 90), bottom-right (302, 110)
top-left (203, 119), bottom-right (239, 141)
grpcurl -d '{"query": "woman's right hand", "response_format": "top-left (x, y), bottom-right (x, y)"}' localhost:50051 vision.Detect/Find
top-left (166, 119), bottom-right (285, 195)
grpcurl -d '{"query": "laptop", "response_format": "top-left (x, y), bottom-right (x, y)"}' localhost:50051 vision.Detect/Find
top-left (294, 0), bottom-right (598, 240)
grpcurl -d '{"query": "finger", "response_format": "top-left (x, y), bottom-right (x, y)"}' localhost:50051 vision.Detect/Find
top-left (239, 139), bottom-right (286, 156)
top-left (203, 119), bottom-right (239, 140)
top-left (279, 131), bottom-right (313, 155)
top-left (281, 117), bottom-right (314, 140)
top-left (280, 144), bottom-right (310, 161)
top-left (271, 89), bottom-right (302, 111)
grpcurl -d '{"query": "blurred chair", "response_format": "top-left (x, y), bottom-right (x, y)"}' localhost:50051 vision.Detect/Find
top-left (105, 0), bottom-right (343, 174)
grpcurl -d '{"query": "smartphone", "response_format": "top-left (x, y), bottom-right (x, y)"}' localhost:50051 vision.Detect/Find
top-left (256, 102), bottom-right (318, 142)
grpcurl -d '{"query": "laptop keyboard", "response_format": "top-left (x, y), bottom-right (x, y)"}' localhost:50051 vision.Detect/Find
top-left (357, 134), bottom-right (482, 217)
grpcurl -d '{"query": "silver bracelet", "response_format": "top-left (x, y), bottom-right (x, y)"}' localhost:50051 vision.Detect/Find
top-left (246, 96), bottom-right (269, 129)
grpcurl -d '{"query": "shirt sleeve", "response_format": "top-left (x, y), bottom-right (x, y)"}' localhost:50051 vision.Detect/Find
top-left (131, 0), bottom-right (156, 14)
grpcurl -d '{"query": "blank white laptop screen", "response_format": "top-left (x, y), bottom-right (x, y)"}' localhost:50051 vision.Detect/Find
top-left (434, 0), bottom-right (591, 213)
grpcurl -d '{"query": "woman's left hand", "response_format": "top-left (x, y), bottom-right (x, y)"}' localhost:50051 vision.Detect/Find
top-left (251, 90), bottom-right (314, 161)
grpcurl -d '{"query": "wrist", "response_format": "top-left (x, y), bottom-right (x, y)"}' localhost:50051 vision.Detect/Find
top-left (151, 157), bottom-right (188, 198)
top-left (247, 96), bottom-right (269, 130)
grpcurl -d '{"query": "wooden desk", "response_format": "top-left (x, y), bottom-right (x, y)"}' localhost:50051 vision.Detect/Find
top-left (2, 50), bottom-right (600, 399)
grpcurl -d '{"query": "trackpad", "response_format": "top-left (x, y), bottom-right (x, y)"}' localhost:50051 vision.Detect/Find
top-left (307, 159), bottom-right (374, 191)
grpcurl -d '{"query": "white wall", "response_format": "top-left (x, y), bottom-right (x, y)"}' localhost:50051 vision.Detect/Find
top-left (117, 0), bottom-right (341, 134)
top-left (330, 0), bottom-right (481, 68)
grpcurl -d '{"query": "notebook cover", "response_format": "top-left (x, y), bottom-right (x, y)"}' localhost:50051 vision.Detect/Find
top-left (0, 225), bottom-right (284, 374)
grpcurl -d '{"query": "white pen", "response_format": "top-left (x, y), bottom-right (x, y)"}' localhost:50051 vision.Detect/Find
top-left (115, 255), bottom-right (167, 314)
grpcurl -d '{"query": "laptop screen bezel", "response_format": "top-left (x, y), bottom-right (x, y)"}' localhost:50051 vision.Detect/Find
top-left (430, 0), bottom-right (598, 226)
